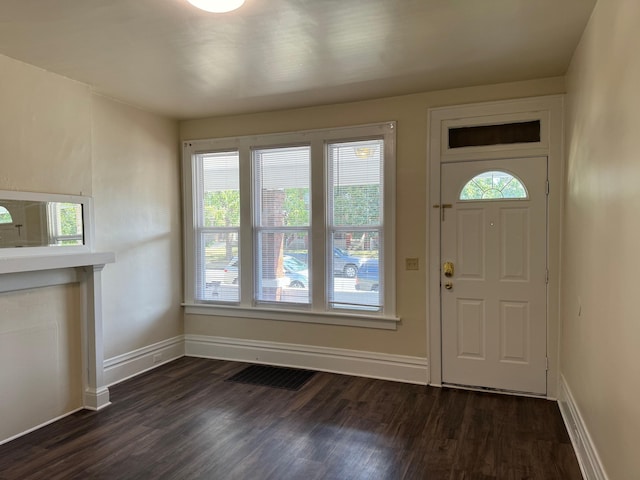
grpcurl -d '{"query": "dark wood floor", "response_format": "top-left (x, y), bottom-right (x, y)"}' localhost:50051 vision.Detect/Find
top-left (0, 357), bottom-right (582, 480)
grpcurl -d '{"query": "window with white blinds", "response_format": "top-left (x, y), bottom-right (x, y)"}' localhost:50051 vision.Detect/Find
top-left (328, 140), bottom-right (383, 311)
top-left (183, 122), bottom-right (396, 327)
top-left (254, 146), bottom-right (311, 305)
top-left (194, 150), bottom-right (240, 302)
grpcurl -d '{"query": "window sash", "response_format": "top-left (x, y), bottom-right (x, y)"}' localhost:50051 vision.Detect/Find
top-left (326, 138), bottom-right (384, 312)
top-left (328, 227), bottom-right (383, 312)
top-left (195, 227), bottom-right (239, 303)
top-left (193, 150), bottom-right (241, 303)
top-left (254, 227), bottom-right (311, 305)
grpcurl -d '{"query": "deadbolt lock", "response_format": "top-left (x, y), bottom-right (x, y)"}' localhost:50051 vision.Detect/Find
top-left (443, 261), bottom-right (454, 277)
top-left (444, 282), bottom-right (453, 290)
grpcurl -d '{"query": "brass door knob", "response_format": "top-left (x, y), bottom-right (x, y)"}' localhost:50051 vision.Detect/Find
top-left (443, 261), bottom-right (454, 277)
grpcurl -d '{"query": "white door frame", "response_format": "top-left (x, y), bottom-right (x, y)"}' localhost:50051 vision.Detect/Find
top-left (427, 95), bottom-right (564, 399)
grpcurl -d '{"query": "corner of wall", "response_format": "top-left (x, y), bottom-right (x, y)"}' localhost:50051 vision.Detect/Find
top-left (557, 374), bottom-right (609, 480)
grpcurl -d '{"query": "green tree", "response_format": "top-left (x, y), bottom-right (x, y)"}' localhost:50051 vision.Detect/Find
top-left (333, 185), bottom-right (381, 226)
top-left (283, 188), bottom-right (309, 226)
top-left (0, 207), bottom-right (12, 224)
top-left (59, 204), bottom-right (81, 235)
top-left (204, 190), bottom-right (240, 259)
top-left (204, 190), bottom-right (240, 227)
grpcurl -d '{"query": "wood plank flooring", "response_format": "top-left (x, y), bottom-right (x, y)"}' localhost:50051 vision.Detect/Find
top-left (0, 357), bottom-right (582, 480)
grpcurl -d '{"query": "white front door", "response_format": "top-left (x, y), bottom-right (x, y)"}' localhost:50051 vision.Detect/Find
top-left (440, 157), bottom-right (547, 395)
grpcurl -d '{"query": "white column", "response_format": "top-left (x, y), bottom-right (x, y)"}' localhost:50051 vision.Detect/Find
top-left (80, 264), bottom-right (111, 410)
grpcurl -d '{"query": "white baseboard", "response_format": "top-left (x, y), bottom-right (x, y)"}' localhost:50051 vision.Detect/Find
top-left (184, 334), bottom-right (428, 385)
top-left (558, 374), bottom-right (608, 480)
top-left (103, 335), bottom-right (185, 387)
top-left (83, 386), bottom-right (111, 411)
top-left (0, 407), bottom-right (84, 446)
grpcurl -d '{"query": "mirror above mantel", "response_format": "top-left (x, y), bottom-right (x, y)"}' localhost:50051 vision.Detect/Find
top-left (0, 189), bottom-right (93, 256)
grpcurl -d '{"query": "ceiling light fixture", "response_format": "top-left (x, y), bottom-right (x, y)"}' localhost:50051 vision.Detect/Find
top-left (187, 0), bottom-right (245, 13)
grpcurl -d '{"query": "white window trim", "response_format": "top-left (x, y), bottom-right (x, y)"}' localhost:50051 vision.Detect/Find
top-left (182, 122), bottom-right (398, 330)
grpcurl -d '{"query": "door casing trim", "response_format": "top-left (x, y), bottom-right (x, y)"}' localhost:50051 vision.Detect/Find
top-left (427, 95), bottom-right (564, 399)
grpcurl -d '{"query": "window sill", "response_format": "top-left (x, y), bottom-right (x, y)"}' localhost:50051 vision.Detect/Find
top-left (182, 303), bottom-right (400, 330)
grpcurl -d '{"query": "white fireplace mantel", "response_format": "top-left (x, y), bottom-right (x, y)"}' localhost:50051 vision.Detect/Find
top-left (0, 251), bottom-right (116, 411)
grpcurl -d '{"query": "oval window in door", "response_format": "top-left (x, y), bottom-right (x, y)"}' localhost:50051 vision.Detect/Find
top-left (459, 170), bottom-right (528, 200)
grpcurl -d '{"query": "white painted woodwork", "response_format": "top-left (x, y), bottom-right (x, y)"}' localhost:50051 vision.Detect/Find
top-left (558, 375), bottom-right (609, 480)
top-left (0, 252), bottom-right (115, 411)
top-left (0, 1), bottom-right (595, 118)
top-left (0, 252), bottom-right (113, 275)
top-left (185, 334), bottom-right (428, 385)
top-left (440, 157), bottom-right (547, 394)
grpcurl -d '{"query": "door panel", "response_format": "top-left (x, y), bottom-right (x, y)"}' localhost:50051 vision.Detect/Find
top-left (500, 208), bottom-right (529, 280)
top-left (499, 301), bottom-right (529, 362)
top-left (458, 209), bottom-right (485, 279)
top-left (457, 299), bottom-right (485, 359)
top-left (440, 157), bottom-right (547, 395)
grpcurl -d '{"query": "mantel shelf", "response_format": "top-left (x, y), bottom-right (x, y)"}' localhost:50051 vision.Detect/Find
top-left (0, 251), bottom-right (115, 275)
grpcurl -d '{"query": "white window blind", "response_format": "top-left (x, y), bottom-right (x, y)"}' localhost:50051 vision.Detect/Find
top-left (328, 139), bottom-right (383, 311)
top-left (195, 150), bottom-right (240, 302)
top-left (254, 146), bottom-right (311, 305)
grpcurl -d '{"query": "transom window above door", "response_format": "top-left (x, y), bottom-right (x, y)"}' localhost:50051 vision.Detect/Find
top-left (459, 170), bottom-right (528, 200)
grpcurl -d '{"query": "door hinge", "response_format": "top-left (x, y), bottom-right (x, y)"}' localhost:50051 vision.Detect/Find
top-left (546, 180), bottom-right (550, 195)
top-left (546, 357), bottom-right (549, 371)
top-left (545, 269), bottom-right (549, 284)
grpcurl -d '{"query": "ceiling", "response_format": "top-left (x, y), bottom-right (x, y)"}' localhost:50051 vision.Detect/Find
top-left (0, 0), bottom-right (596, 120)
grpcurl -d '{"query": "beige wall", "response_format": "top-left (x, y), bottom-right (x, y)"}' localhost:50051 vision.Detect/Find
top-left (0, 54), bottom-right (181, 442)
top-left (0, 56), bottom-right (92, 196)
top-left (0, 285), bottom-right (82, 442)
top-left (181, 77), bottom-right (565, 357)
top-left (91, 95), bottom-right (183, 359)
top-left (563, 0), bottom-right (640, 477)
top-left (0, 55), bottom-right (92, 442)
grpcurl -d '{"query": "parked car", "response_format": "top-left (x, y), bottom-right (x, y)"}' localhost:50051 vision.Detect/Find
top-left (282, 255), bottom-right (308, 288)
top-left (333, 247), bottom-right (362, 278)
top-left (222, 255), bottom-right (309, 288)
top-left (284, 251), bottom-right (308, 264)
top-left (355, 258), bottom-right (379, 291)
top-left (223, 257), bottom-right (239, 284)
top-left (278, 248), bottom-right (362, 277)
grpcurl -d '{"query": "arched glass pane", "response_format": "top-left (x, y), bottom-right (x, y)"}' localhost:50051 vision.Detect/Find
top-left (0, 206), bottom-right (12, 224)
top-left (460, 171), bottom-right (528, 201)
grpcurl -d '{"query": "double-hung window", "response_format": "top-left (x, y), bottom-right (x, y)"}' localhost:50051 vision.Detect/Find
top-left (193, 151), bottom-right (240, 302)
top-left (183, 122), bottom-right (397, 329)
top-left (328, 139), bottom-right (383, 311)
top-left (254, 146), bottom-right (311, 305)
top-left (47, 202), bottom-right (84, 246)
